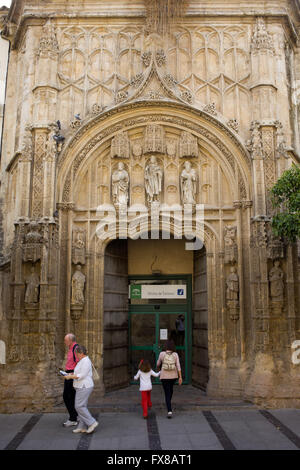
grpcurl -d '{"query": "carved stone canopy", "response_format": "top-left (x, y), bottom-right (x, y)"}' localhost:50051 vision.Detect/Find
top-left (111, 131), bottom-right (130, 159)
top-left (143, 124), bottom-right (165, 154)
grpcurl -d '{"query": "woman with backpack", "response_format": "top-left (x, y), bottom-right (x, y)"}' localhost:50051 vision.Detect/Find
top-left (157, 339), bottom-right (182, 418)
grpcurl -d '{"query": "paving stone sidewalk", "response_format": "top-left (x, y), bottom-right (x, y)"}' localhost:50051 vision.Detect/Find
top-left (1, 386), bottom-right (300, 451)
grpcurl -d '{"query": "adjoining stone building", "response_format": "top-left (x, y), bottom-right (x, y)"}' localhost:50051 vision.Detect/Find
top-left (0, 0), bottom-right (299, 412)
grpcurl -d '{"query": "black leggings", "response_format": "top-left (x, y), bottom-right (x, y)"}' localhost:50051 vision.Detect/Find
top-left (161, 379), bottom-right (177, 412)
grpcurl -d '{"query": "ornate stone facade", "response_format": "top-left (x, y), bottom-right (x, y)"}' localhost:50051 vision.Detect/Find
top-left (0, 0), bottom-right (299, 412)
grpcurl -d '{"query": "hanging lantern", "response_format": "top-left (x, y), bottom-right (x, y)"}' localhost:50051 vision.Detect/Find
top-left (145, 0), bottom-right (187, 36)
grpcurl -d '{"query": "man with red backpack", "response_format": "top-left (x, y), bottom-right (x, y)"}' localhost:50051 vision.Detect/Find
top-left (62, 333), bottom-right (79, 427)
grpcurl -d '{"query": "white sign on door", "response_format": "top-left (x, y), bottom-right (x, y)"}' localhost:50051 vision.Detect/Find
top-left (160, 329), bottom-right (168, 340)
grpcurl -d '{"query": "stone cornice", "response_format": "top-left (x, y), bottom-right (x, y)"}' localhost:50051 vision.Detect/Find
top-left (5, 3), bottom-right (300, 50)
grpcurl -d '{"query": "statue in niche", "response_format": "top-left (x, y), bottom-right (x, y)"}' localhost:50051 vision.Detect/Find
top-left (25, 266), bottom-right (40, 304)
top-left (112, 162), bottom-right (129, 206)
top-left (72, 229), bottom-right (86, 265)
top-left (145, 155), bottom-right (163, 203)
top-left (71, 265), bottom-right (85, 306)
top-left (180, 161), bottom-right (197, 204)
top-left (269, 260), bottom-right (284, 302)
top-left (224, 226), bottom-right (238, 264)
top-left (226, 266), bottom-right (239, 302)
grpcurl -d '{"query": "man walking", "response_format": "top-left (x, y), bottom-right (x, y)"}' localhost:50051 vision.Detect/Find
top-left (63, 333), bottom-right (79, 427)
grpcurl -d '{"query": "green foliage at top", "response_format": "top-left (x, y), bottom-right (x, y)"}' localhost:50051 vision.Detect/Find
top-left (270, 164), bottom-right (300, 243)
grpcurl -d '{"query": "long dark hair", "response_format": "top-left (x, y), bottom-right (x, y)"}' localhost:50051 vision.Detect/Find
top-left (164, 339), bottom-right (176, 352)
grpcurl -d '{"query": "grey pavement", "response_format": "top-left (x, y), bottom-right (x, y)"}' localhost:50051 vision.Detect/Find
top-left (1, 408), bottom-right (300, 450)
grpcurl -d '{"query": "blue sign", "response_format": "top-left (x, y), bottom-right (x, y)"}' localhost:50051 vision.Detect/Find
top-left (177, 289), bottom-right (184, 296)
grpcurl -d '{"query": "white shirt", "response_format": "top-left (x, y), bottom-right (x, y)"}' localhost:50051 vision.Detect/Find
top-left (73, 356), bottom-right (94, 389)
top-left (134, 369), bottom-right (160, 391)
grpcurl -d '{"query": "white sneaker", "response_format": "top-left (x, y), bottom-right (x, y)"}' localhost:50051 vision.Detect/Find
top-left (73, 428), bottom-right (87, 434)
top-left (63, 420), bottom-right (78, 427)
top-left (167, 412), bottom-right (172, 419)
top-left (86, 421), bottom-right (99, 434)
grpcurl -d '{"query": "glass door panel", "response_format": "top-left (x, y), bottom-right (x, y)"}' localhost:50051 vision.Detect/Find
top-left (130, 313), bottom-right (156, 347)
top-left (158, 313), bottom-right (187, 383)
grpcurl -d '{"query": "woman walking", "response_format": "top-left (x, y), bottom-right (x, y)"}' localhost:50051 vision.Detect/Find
top-left (64, 345), bottom-right (98, 434)
top-left (157, 340), bottom-right (182, 418)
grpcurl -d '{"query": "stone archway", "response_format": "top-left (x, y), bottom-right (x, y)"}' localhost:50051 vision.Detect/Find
top-left (56, 101), bottom-right (252, 398)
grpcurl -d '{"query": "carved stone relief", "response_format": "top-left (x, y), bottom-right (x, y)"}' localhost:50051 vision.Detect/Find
top-left (111, 131), bottom-right (130, 159)
top-left (250, 17), bottom-right (275, 54)
top-left (226, 266), bottom-right (240, 321)
top-left (269, 260), bottom-right (284, 303)
top-left (178, 131), bottom-right (198, 158)
top-left (71, 264), bottom-right (86, 307)
top-left (224, 226), bottom-right (238, 264)
top-left (143, 124), bottom-right (165, 154)
top-left (23, 221), bottom-right (44, 263)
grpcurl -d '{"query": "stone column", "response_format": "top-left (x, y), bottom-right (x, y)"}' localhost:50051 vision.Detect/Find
top-left (250, 17), bottom-right (277, 122)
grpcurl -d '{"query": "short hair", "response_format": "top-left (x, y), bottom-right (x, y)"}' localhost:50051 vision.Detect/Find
top-left (67, 333), bottom-right (76, 342)
top-left (75, 345), bottom-right (87, 355)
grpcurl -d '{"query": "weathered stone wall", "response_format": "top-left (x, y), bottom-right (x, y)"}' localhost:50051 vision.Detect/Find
top-left (0, 0), bottom-right (299, 412)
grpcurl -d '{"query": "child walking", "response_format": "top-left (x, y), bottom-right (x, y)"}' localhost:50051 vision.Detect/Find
top-left (134, 359), bottom-right (160, 419)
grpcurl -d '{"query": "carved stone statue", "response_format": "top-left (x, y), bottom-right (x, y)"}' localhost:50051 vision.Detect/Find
top-left (269, 260), bottom-right (284, 302)
top-left (72, 229), bottom-right (86, 265)
top-left (180, 161), bottom-right (197, 204)
top-left (71, 265), bottom-right (86, 306)
top-left (224, 226), bottom-right (238, 264)
top-left (145, 155), bottom-right (163, 203)
top-left (25, 266), bottom-right (40, 304)
top-left (112, 162), bottom-right (129, 206)
top-left (226, 266), bottom-right (239, 301)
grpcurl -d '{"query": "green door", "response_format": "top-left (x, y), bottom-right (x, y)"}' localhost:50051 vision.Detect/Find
top-left (128, 276), bottom-right (191, 384)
